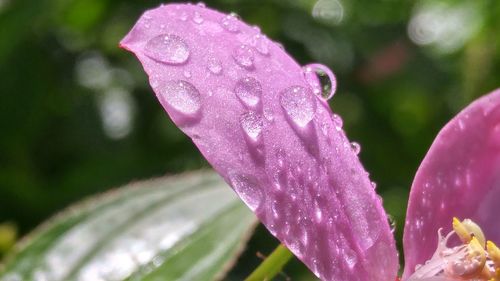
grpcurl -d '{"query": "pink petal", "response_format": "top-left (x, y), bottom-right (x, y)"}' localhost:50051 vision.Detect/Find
top-left (403, 89), bottom-right (500, 279)
top-left (120, 4), bottom-right (398, 280)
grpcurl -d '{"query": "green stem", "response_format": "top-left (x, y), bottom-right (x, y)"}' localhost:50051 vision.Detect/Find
top-left (244, 244), bottom-right (294, 281)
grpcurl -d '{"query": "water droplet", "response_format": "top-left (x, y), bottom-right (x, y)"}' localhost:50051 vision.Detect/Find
top-left (343, 247), bottom-right (358, 269)
top-left (183, 70), bottom-right (191, 78)
top-left (230, 12), bottom-right (241, 19)
top-left (280, 85), bottom-right (317, 127)
top-left (491, 123), bottom-right (500, 147)
top-left (229, 173), bottom-right (262, 211)
top-left (142, 15), bottom-right (152, 29)
top-left (332, 113), bottom-right (343, 131)
top-left (440, 201), bottom-right (446, 210)
top-left (302, 63), bottom-right (337, 100)
top-left (388, 215), bottom-right (396, 233)
top-left (144, 34), bottom-right (190, 65)
top-left (240, 111), bottom-right (263, 141)
top-left (206, 57), bottom-right (222, 75)
top-left (314, 203), bottom-right (323, 222)
top-left (320, 122), bottom-right (329, 136)
top-left (193, 11), bottom-right (204, 24)
top-left (220, 14), bottom-right (239, 32)
top-left (371, 181), bottom-right (377, 189)
top-left (234, 77), bottom-right (262, 107)
top-left (196, 2), bottom-right (206, 7)
top-left (232, 45), bottom-right (254, 69)
top-left (150, 77), bottom-right (160, 89)
top-left (276, 149), bottom-right (286, 168)
top-left (337, 234), bottom-right (358, 269)
top-left (179, 12), bottom-right (188, 21)
top-left (159, 80), bottom-right (201, 115)
top-left (263, 107), bottom-right (274, 121)
top-left (458, 119), bottom-right (465, 130)
top-left (350, 142), bottom-right (361, 155)
top-left (250, 34), bottom-right (269, 55)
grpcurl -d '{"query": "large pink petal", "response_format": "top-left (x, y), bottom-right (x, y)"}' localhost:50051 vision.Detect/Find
top-left (120, 4), bottom-right (398, 280)
top-left (403, 89), bottom-right (500, 279)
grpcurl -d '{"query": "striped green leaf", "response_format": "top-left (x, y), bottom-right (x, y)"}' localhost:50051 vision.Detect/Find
top-left (0, 171), bottom-right (256, 281)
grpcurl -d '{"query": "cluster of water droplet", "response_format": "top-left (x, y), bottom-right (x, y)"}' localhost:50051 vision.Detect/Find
top-left (141, 7), bottom-right (273, 120)
top-left (141, 5), bottom-right (341, 128)
top-left (137, 10), bottom-right (379, 272)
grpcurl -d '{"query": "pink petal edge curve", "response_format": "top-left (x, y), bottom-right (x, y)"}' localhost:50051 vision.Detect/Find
top-left (120, 4), bottom-right (398, 281)
top-left (403, 89), bottom-right (500, 279)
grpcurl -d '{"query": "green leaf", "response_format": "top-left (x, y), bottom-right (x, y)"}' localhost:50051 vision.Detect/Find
top-left (0, 171), bottom-right (257, 281)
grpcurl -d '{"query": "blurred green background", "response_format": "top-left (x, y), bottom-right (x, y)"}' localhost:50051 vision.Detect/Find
top-left (1, 0), bottom-right (499, 278)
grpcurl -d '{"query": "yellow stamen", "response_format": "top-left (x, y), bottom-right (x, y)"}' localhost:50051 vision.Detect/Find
top-left (454, 217), bottom-right (472, 243)
top-left (459, 237), bottom-right (487, 278)
top-left (488, 241), bottom-right (500, 268)
top-left (480, 265), bottom-right (493, 280)
top-left (453, 217), bottom-right (486, 247)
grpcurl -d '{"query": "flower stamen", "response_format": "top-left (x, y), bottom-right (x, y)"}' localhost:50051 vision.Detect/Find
top-left (408, 218), bottom-right (499, 281)
top-left (453, 217), bottom-right (486, 247)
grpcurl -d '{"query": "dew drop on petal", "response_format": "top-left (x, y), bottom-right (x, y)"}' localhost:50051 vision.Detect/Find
top-left (490, 123), bottom-right (500, 147)
top-left (302, 63), bottom-right (337, 100)
top-left (179, 12), bottom-right (188, 21)
top-left (196, 2), bottom-right (206, 7)
top-left (350, 141), bottom-right (361, 154)
top-left (144, 34), bottom-right (190, 64)
top-left (159, 80), bottom-right (201, 115)
top-left (251, 34), bottom-right (269, 55)
top-left (229, 173), bottom-right (262, 211)
top-left (240, 111), bottom-right (263, 141)
top-left (276, 149), bottom-right (286, 168)
top-left (206, 57), bottom-right (222, 75)
top-left (263, 107), bottom-right (274, 122)
top-left (280, 86), bottom-right (317, 127)
top-left (342, 246), bottom-right (358, 269)
top-left (234, 77), bottom-right (262, 107)
top-left (332, 113), bottom-right (343, 131)
top-left (320, 122), bottom-right (329, 136)
top-left (192, 11), bottom-right (204, 24)
top-left (232, 45), bottom-right (255, 69)
top-left (388, 215), bottom-right (396, 233)
top-left (183, 70), bottom-right (191, 78)
top-left (150, 77), bottom-right (160, 89)
top-left (220, 14), bottom-right (239, 32)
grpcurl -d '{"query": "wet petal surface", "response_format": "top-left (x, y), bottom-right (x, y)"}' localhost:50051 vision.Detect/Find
top-left (120, 4), bottom-right (398, 281)
top-left (403, 89), bottom-right (500, 279)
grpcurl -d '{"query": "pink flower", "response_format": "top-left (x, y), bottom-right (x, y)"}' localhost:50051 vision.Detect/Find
top-left (120, 3), bottom-right (500, 281)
